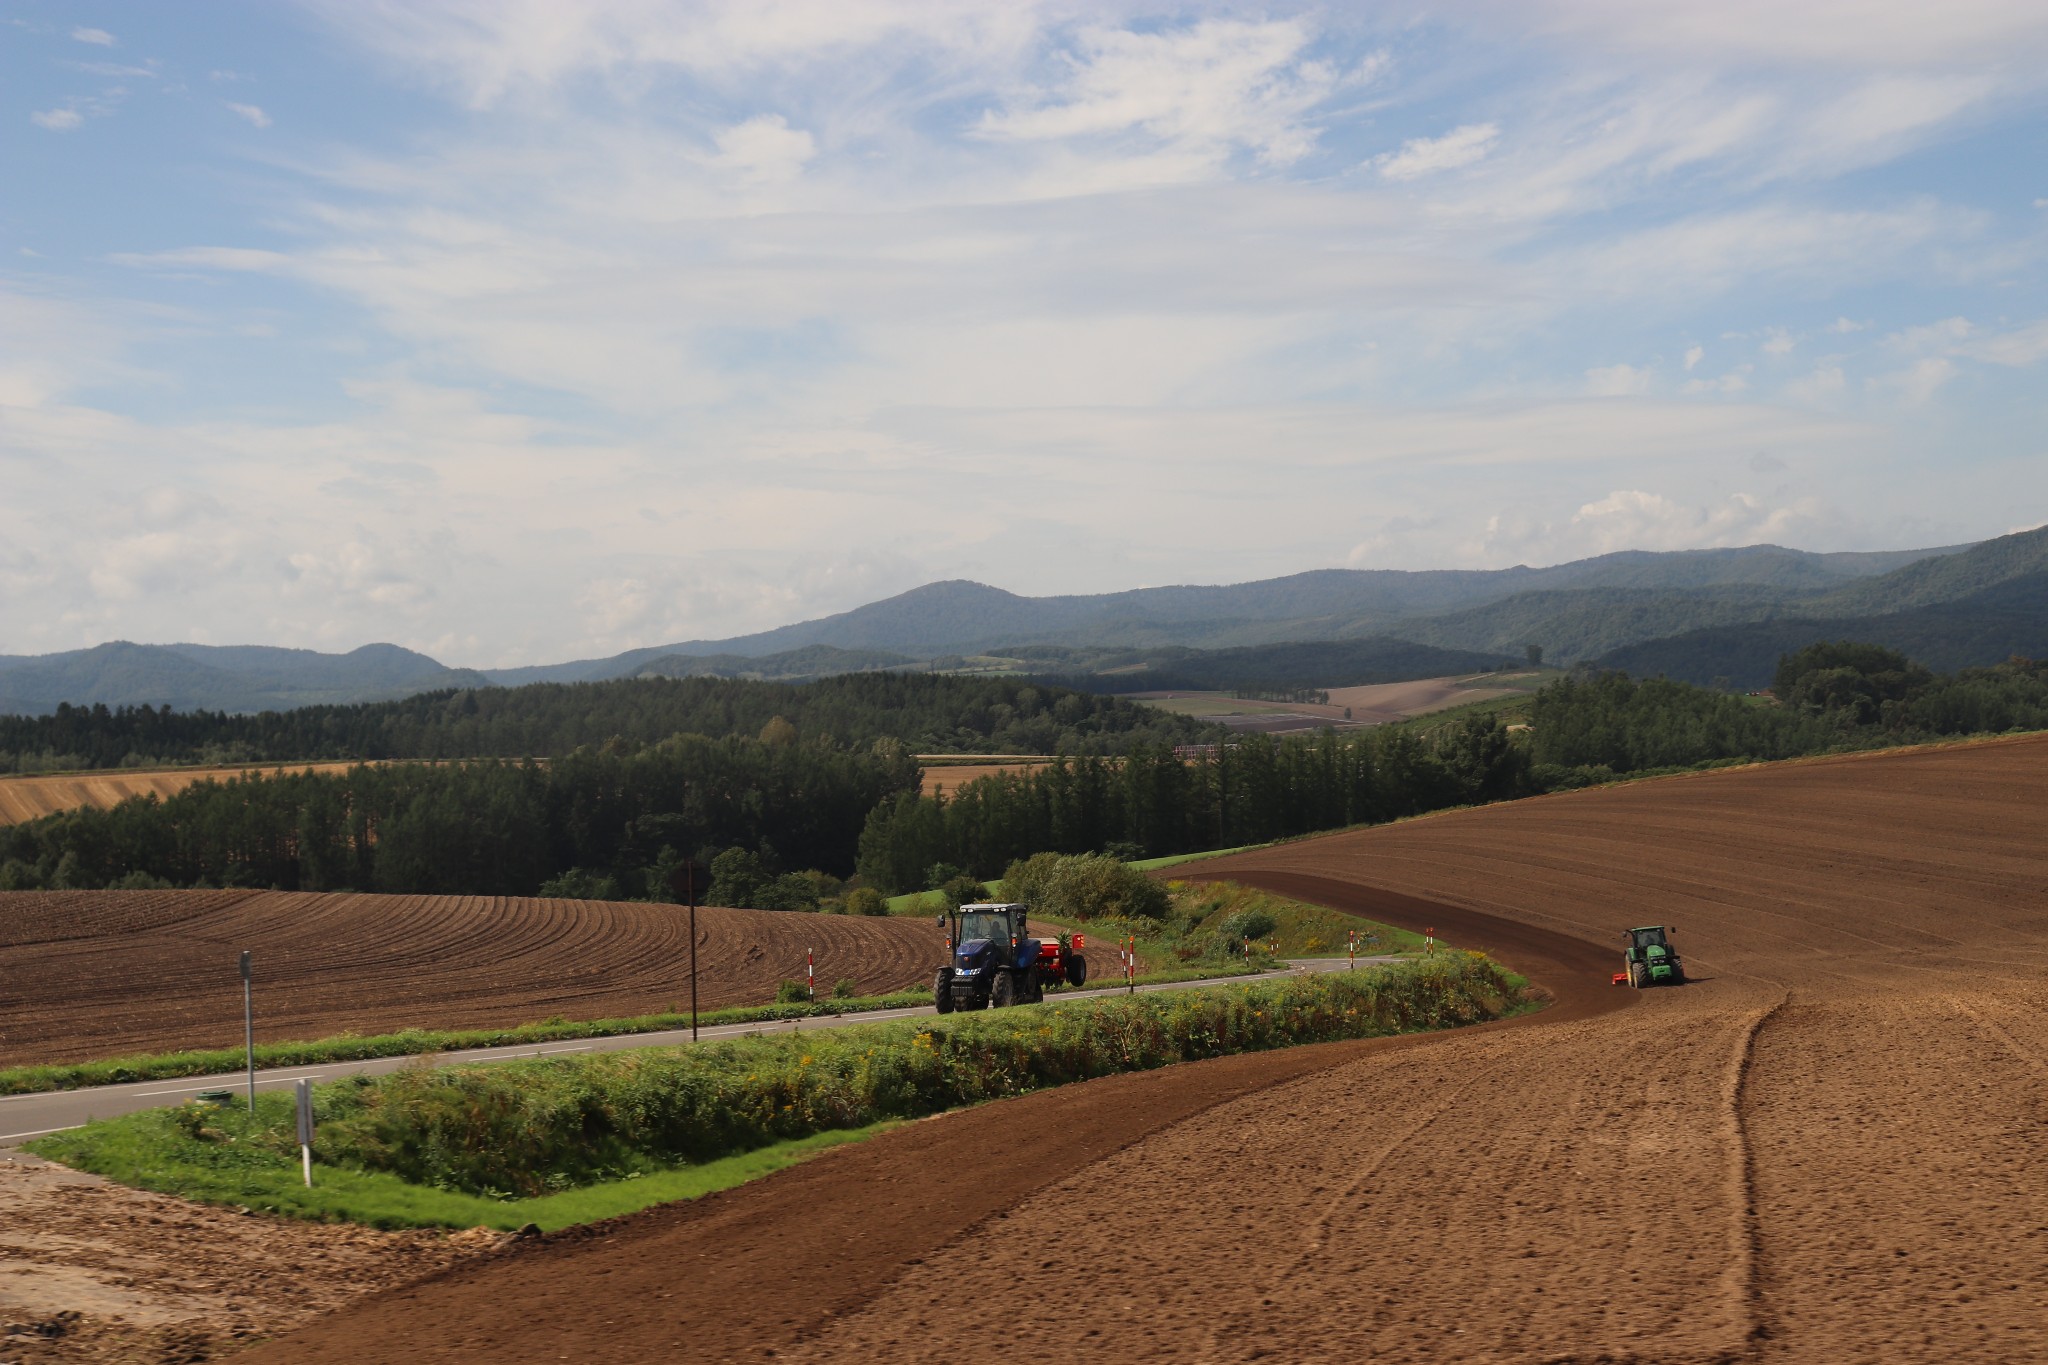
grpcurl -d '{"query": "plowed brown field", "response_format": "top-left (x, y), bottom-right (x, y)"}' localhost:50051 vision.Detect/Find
top-left (0, 763), bottom-right (365, 826)
top-left (0, 892), bottom-right (940, 1066)
top-left (244, 733), bottom-right (2048, 1364)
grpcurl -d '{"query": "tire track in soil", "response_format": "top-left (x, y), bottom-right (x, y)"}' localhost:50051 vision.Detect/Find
top-left (236, 891), bottom-right (1622, 1365)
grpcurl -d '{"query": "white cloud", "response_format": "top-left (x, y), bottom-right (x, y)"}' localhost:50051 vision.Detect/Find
top-left (1562, 489), bottom-right (1818, 555)
top-left (1585, 362), bottom-right (1650, 396)
top-left (1683, 345), bottom-right (1703, 371)
top-left (703, 114), bottom-right (813, 182)
top-left (1828, 317), bottom-right (1867, 333)
top-left (978, 19), bottom-right (1343, 169)
top-left (225, 102), bottom-right (272, 129)
top-left (1784, 365), bottom-right (1846, 403)
top-left (70, 26), bottom-right (114, 46)
top-left (1491, 0), bottom-right (2048, 68)
top-left (1761, 328), bottom-right (1794, 355)
top-left (1376, 123), bottom-right (1499, 180)
top-left (1964, 319), bottom-right (2048, 368)
top-left (30, 108), bottom-right (84, 132)
top-left (1872, 356), bottom-right (1958, 404)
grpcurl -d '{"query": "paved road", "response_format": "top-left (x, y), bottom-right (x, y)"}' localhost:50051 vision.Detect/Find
top-left (0, 955), bottom-right (1394, 1146)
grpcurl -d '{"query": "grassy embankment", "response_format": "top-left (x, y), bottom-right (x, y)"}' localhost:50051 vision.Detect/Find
top-left (31, 955), bottom-right (1521, 1233)
top-left (0, 992), bottom-right (928, 1097)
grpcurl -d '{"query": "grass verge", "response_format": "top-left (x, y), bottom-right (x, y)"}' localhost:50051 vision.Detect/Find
top-left (33, 957), bottom-right (1520, 1231)
top-left (29, 1110), bottom-right (902, 1232)
top-left (0, 992), bottom-right (930, 1097)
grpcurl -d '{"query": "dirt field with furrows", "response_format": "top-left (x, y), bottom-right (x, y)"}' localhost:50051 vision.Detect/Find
top-left (0, 764), bottom-right (366, 827)
top-left (237, 733), bottom-right (2048, 1363)
top-left (0, 891), bottom-right (942, 1066)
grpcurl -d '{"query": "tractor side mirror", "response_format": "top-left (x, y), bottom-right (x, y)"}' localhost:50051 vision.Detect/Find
top-left (935, 914), bottom-right (945, 928)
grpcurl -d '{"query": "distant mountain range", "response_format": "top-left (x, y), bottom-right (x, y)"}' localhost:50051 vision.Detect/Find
top-left (0, 642), bottom-right (490, 716)
top-left (5, 529), bottom-right (2045, 714)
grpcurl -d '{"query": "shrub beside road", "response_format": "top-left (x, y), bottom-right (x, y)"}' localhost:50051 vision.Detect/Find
top-left (31, 955), bottom-right (1521, 1230)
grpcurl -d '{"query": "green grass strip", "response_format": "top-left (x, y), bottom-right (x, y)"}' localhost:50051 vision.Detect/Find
top-left (29, 1108), bottom-right (902, 1232)
top-left (33, 957), bottom-right (1520, 1233)
top-left (0, 993), bottom-right (926, 1096)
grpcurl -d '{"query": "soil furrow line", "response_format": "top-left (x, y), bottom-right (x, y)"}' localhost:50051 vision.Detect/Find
top-left (1723, 986), bottom-right (1792, 1361)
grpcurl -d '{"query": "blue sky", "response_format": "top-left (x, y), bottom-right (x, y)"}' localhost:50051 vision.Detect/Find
top-left (3, 1), bottom-right (2045, 667)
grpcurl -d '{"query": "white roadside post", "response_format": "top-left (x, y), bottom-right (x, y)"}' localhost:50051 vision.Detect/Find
top-left (295, 1078), bottom-right (314, 1188)
top-left (240, 950), bottom-right (255, 1113)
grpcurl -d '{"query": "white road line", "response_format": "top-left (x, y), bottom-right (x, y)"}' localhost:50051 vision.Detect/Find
top-left (0, 1124), bottom-right (83, 1142)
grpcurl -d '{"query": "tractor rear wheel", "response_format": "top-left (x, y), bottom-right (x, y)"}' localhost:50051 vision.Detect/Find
top-left (992, 970), bottom-right (1019, 1009)
top-left (1066, 954), bottom-right (1088, 988)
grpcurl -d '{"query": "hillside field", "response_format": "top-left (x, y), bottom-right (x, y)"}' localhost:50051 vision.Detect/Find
top-left (0, 891), bottom-right (942, 1066)
top-left (240, 732), bottom-right (2048, 1363)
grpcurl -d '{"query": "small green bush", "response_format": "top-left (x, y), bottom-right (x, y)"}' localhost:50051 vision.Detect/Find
top-left (843, 886), bottom-right (887, 917)
top-left (1216, 907), bottom-right (1278, 943)
top-left (775, 980), bottom-right (811, 1004)
top-left (831, 978), bottom-right (858, 999)
top-left (1001, 851), bottom-right (1169, 922)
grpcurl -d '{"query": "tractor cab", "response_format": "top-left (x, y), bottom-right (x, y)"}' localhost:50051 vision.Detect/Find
top-left (1620, 925), bottom-right (1685, 988)
top-left (943, 903), bottom-right (1035, 972)
top-left (933, 902), bottom-right (1086, 1013)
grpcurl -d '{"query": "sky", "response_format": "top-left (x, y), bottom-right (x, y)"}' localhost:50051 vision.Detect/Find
top-left (3, 1), bottom-right (2046, 669)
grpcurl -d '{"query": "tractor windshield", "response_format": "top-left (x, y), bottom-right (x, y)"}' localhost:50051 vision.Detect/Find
top-left (958, 911), bottom-right (1013, 945)
top-left (1631, 928), bottom-right (1670, 951)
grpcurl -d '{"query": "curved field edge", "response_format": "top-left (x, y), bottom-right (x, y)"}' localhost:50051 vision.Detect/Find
top-left (0, 962), bottom-right (1284, 1096)
top-left (29, 958), bottom-right (1521, 1232)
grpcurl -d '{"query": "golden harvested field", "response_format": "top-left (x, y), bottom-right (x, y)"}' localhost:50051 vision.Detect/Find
top-left (0, 763), bottom-right (364, 826)
top-left (4, 758), bottom-right (1029, 821)
top-left (919, 762), bottom-right (1049, 796)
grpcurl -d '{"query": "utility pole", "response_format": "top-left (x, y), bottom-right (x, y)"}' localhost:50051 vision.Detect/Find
top-left (240, 950), bottom-right (255, 1113)
top-left (669, 861), bottom-right (703, 1041)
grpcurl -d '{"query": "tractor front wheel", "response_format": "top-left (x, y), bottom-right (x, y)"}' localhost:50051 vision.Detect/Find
top-left (933, 970), bottom-right (955, 1014)
top-left (992, 970), bottom-right (1019, 1009)
top-left (1627, 962), bottom-right (1644, 989)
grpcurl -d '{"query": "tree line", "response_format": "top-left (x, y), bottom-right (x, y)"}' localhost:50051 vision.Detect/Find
top-left (0, 672), bottom-right (1213, 775)
top-left (0, 734), bottom-right (917, 898)
top-left (6, 641), bottom-right (2043, 902)
top-left (854, 715), bottom-right (1532, 890)
top-left (1528, 645), bottom-right (2048, 776)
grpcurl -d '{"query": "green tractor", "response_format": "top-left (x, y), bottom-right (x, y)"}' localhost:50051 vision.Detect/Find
top-left (1619, 925), bottom-right (1685, 988)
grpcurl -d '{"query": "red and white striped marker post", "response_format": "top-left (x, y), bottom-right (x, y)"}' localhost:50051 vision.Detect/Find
top-left (1127, 933), bottom-right (1136, 994)
top-left (1425, 927), bottom-right (1435, 954)
top-left (807, 947), bottom-right (815, 999)
top-left (1348, 929), bottom-right (1356, 970)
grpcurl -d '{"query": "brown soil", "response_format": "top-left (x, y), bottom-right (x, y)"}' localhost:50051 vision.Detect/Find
top-left (0, 765), bottom-right (366, 827)
top-left (0, 892), bottom-right (941, 1066)
top-left (231, 732), bottom-right (2048, 1363)
top-left (0, 1151), bottom-right (506, 1364)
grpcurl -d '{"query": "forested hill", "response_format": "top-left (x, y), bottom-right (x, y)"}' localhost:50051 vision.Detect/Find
top-left (0, 672), bottom-right (1216, 775)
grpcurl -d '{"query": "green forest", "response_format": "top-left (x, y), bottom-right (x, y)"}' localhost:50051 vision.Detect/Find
top-left (5, 643), bottom-right (2043, 901)
top-left (0, 672), bottom-right (1212, 775)
top-left (0, 734), bottom-right (917, 899)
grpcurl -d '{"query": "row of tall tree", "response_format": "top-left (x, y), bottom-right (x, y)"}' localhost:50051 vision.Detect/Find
top-left (855, 715), bottom-right (1532, 890)
top-left (0, 735), bottom-right (917, 896)
top-left (6, 643), bottom-right (2042, 900)
top-left (0, 672), bottom-right (1214, 774)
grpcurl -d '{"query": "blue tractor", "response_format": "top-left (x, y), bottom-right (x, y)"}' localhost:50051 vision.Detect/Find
top-left (933, 902), bottom-right (1087, 1013)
